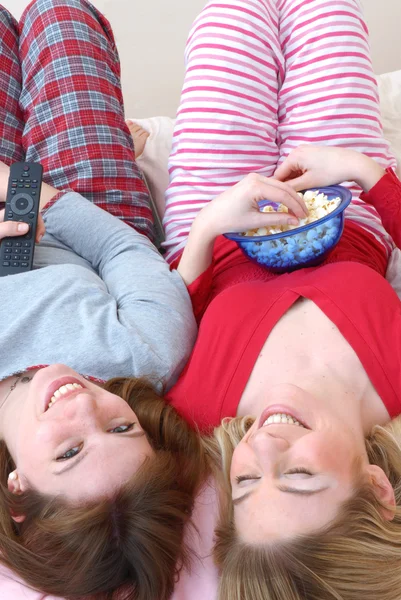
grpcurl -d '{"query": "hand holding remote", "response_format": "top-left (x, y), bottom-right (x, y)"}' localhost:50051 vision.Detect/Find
top-left (0, 162), bottom-right (44, 276)
top-left (0, 209), bottom-right (45, 243)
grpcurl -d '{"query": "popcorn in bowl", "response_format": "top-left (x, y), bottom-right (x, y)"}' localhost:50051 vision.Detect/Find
top-left (224, 185), bottom-right (352, 273)
top-left (243, 190), bottom-right (342, 237)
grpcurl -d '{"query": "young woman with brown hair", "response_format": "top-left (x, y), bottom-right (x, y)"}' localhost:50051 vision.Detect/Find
top-left (0, 0), bottom-right (197, 597)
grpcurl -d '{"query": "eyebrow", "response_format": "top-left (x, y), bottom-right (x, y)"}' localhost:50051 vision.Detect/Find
top-left (233, 485), bottom-right (329, 506)
top-left (53, 431), bottom-right (146, 476)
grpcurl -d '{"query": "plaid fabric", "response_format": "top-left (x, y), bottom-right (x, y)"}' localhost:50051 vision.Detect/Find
top-left (0, 0), bottom-right (154, 240)
top-left (0, 8), bottom-right (24, 166)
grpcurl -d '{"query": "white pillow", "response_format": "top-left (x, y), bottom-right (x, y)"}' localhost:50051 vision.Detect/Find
top-left (377, 70), bottom-right (401, 177)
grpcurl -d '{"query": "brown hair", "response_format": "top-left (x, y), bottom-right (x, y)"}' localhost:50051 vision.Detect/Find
top-left (209, 415), bottom-right (401, 600)
top-left (0, 377), bottom-right (209, 600)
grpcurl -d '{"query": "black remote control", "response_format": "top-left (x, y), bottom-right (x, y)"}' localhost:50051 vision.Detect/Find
top-left (0, 162), bottom-right (43, 277)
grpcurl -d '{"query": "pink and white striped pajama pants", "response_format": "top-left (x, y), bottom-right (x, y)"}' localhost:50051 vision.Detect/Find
top-left (163, 0), bottom-right (397, 263)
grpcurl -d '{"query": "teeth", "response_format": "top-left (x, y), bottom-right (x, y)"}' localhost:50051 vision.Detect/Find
top-left (263, 413), bottom-right (303, 427)
top-left (47, 383), bottom-right (83, 411)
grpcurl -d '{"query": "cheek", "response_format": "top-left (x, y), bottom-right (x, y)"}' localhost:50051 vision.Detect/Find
top-left (304, 433), bottom-right (355, 472)
top-left (15, 421), bottom-right (60, 466)
top-left (230, 441), bottom-right (253, 477)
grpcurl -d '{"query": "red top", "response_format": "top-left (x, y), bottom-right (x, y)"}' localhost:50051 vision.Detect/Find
top-left (166, 170), bottom-right (401, 431)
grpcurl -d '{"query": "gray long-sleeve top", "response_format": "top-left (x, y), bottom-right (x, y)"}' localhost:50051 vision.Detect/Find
top-left (0, 192), bottom-right (197, 391)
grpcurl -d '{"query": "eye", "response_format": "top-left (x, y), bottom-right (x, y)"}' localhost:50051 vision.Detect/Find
top-left (57, 444), bottom-right (82, 461)
top-left (235, 474), bottom-right (261, 484)
top-left (109, 423), bottom-right (135, 434)
top-left (285, 468), bottom-right (313, 477)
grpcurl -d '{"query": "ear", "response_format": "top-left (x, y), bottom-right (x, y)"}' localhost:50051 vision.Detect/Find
top-left (366, 465), bottom-right (396, 521)
top-left (7, 472), bottom-right (27, 523)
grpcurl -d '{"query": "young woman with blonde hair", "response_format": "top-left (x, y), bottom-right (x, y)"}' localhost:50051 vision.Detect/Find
top-left (162, 0), bottom-right (401, 598)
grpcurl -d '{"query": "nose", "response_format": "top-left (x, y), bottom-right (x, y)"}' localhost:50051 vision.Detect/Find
top-left (61, 392), bottom-right (99, 426)
top-left (249, 430), bottom-right (291, 463)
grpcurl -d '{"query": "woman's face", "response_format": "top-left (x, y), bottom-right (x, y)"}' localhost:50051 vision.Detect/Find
top-left (0, 365), bottom-right (153, 501)
top-left (230, 384), bottom-right (386, 544)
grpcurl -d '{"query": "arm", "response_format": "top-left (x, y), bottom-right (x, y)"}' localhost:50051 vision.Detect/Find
top-left (43, 193), bottom-right (197, 388)
top-left (274, 146), bottom-right (401, 248)
top-left (359, 168), bottom-right (401, 249)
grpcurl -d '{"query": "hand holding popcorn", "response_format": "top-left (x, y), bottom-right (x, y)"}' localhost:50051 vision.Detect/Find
top-left (199, 173), bottom-right (308, 238)
top-left (274, 145), bottom-right (385, 193)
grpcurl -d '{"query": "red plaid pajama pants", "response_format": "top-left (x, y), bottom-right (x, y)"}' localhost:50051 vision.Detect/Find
top-left (0, 0), bottom-right (154, 240)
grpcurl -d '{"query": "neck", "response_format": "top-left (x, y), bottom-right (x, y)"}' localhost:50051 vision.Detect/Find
top-left (240, 342), bottom-right (390, 437)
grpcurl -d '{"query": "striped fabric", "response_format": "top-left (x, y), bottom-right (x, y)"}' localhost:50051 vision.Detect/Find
top-left (0, 0), bottom-right (153, 240)
top-left (163, 0), bottom-right (397, 263)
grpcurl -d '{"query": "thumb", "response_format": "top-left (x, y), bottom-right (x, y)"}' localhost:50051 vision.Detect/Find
top-left (283, 172), bottom-right (313, 192)
top-left (0, 220), bottom-right (30, 240)
top-left (274, 160), bottom-right (295, 182)
top-left (252, 211), bottom-right (299, 231)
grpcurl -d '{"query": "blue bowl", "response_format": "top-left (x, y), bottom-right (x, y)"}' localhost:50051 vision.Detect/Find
top-left (225, 185), bottom-right (352, 273)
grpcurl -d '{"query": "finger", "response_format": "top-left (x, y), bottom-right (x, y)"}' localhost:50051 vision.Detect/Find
top-left (255, 180), bottom-right (307, 218)
top-left (259, 177), bottom-right (308, 215)
top-left (283, 172), bottom-right (313, 192)
top-left (274, 158), bottom-right (298, 183)
top-left (246, 211), bottom-right (299, 232)
top-left (35, 215), bottom-right (46, 244)
top-left (0, 220), bottom-right (30, 240)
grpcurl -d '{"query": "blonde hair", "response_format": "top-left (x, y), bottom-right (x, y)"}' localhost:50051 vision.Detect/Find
top-left (208, 415), bottom-right (401, 600)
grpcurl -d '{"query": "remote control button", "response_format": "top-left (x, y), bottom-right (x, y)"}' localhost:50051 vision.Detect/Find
top-left (23, 166), bottom-right (29, 171)
top-left (19, 179), bottom-right (24, 183)
top-left (25, 233), bottom-right (32, 240)
top-left (4, 255), bottom-right (11, 260)
top-left (10, 193), bottom-right (34, 216)
top-left (2, 262), bottom-right (10, 267)
top-left (18, 184), bottom-right (24, 188)
top-left (23, 242), bottom-right (31, 247)
top-left (21, 262), bottom-right (29, 267)
top-left (28, 212), bottom-right (35, 219)
top-left (13, 248), bottom-right (21, 254)
top-left (22, 249), bottom-right (30, 254)
top-left (5, 242), bottom-right (12, 247)
top-left (12, 255), bottom-right (21, 260)
top-left (7, 212), bottom-right (13, 219)
top-left (11, 190), bottom-right (16, 195)
top-left (32, 180), bottom-right (38, 183)
top-left (12, 183), bottom-right (17, 187)
top-left (24, 184), bottom-right (31, 188)
top-left (31, 184), bottom-right (37, 189)
top-left (12, 261), bottom-right (19, 267)
top-left (14, 242), bottom-right (22, 247)
top-left (12, 179), bottom-right (17, 182)
top-left (31, 191), bottom-right (36, 196)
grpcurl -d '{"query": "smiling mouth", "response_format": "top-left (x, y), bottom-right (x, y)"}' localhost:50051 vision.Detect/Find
top-left (262, 412), bottom-right (306, 427)
top-left (46, 383), bottom-right (84, 411)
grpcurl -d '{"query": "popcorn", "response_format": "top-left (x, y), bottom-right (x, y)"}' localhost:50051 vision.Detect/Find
top-left (243, 190), bottom-right (341, 238)
top-left (237, 190), bottom-right (344, 271)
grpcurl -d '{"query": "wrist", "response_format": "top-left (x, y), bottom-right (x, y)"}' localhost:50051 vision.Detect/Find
top-left (0, 162), bottom-right (10, 204)
top-left (352, 153), bottom-right (386, 193)
top-left (192, 205), bottom-right (220, 242)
